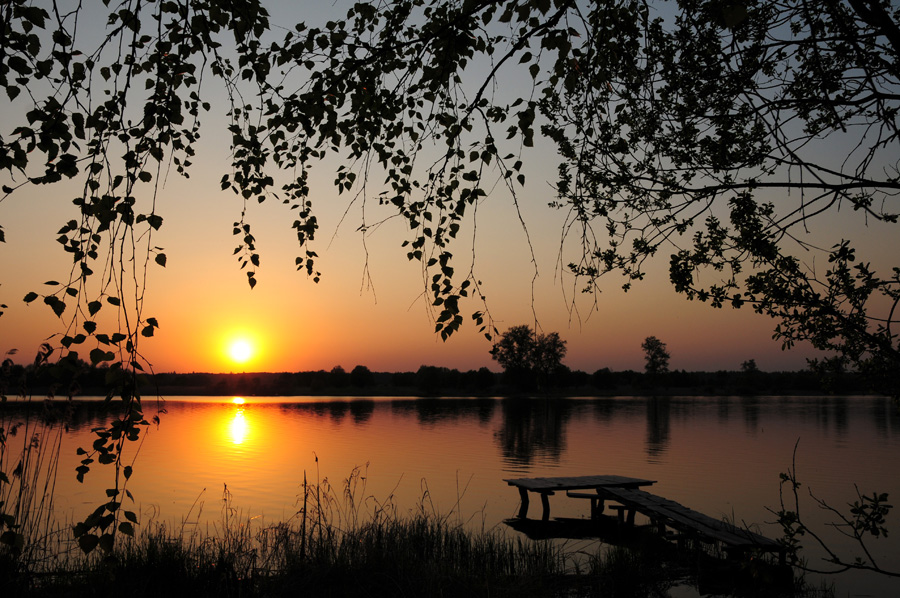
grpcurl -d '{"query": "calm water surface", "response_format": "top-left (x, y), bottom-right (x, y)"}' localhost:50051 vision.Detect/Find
top-left (10, 395), bottom-right (900, 597)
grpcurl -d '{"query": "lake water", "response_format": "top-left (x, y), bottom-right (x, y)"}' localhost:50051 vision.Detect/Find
top-left (5, 395), bottom-right (900, 596)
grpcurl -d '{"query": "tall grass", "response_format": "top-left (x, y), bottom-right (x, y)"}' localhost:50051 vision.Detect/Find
top-left (3, 462), bottom-right (674, 597)
top-left (1, 397), bottom-right (75, 584)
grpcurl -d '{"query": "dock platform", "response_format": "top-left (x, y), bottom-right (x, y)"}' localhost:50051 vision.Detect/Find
top-left (504, 475), bottom-right (785, 565)
top-left (503, 474), bottom-right (656, 521)
top-left (598, 486), bottom-right (786, 564)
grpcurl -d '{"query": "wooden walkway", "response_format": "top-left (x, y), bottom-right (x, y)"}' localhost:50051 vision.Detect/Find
top-left (503, 475), bottom-right (785, 565)
top-left (504, 475), bottom-right (656, 521)
top-left (598, 486), bottom-right (786, 564)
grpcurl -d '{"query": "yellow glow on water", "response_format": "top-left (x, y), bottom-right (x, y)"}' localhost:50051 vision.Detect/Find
top-left (229, 408), bottom-right (249, 445)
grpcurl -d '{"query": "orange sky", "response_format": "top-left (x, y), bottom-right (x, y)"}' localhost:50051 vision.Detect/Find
top-left (1, 144), bottom-right (866, 375)
top-left (1, 2), bottom-right (897, 376)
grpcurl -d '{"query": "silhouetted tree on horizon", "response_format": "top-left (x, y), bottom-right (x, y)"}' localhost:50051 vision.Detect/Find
top-left (641, 336), bottom-right (671, 378)
top-left (350, 365), bottom-right (373, 388)
top-left (491, 325), bottom-right (567, 390)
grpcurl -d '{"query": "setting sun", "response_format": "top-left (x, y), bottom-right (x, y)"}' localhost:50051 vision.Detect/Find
top-left (212, 327), bottom-right (272, 372)
top-left (229, 339), bottom-right (253, 363)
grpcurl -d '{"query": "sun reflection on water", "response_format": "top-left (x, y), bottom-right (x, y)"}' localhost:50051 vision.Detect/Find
top-left (229, 400), bottom-right (249, 445)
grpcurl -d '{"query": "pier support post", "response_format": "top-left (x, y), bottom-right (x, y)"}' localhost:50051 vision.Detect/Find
top-left (590, 496), bottom-right (605, 520)
top-left (517, 487), bottom-right (530, 519)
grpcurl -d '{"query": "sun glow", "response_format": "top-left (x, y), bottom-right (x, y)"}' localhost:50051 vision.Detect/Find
top-left (215, 328), bottom-right (268, 371)
top-left (228, 339), bottom-right (254, 363)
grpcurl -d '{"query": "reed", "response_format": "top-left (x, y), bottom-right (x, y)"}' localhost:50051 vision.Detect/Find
top-left (1, 398), bottom-right (76, 585)
top-left (1, 464), bottom-right (678, 597)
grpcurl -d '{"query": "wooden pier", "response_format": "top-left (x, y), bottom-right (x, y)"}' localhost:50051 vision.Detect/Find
top-left (504, 475), bottom-right (785, 565)
top-left (503, 475), bottom-right (656, 521)
top-left (597, 486), bottom-right (786, 564)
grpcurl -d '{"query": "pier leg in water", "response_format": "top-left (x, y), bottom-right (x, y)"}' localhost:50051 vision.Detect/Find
top-left (517, 487), bottom-right (530, 519)
top-left (541, 492), bottom-right (551, 521)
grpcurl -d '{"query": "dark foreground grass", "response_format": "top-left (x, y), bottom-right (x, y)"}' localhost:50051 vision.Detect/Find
top-left (0, 413), bottom-right (675, 597)
top-left (2, 460), bottom-right (821, 598)
top-left (2, 509), bottom-right (674, 598)
top-left (3, 506), bottom-right (823, 598)
top-left (2, 467), bottom-right (682, 598)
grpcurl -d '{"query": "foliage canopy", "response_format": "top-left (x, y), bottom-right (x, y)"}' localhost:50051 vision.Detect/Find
top-left (2, 0), bottom-right (900, 373)
top-left (2, 0), bottom-right (900, 552)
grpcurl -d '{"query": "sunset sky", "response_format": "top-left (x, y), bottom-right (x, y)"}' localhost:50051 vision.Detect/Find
top-left (1, 1), bottom-right (896, 376)
top-left (2, 133), bottom-right (878, 376)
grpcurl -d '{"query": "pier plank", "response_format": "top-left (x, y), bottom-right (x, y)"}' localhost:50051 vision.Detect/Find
top-left (597, 486), bottom-right (784, 562)
top-left (505, 475), bottom-right (655, 492)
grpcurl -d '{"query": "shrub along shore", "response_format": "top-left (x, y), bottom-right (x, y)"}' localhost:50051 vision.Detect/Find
top-left (5, 361), bottom-right (876, 399)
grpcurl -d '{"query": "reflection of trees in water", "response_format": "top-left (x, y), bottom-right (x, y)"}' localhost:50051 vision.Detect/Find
top-left (326, 401), bottom-right (348, 423)
top-left (810, 397), bottom-right (857, 437)
top-left (10, 396), bottom-right (899, 468)
top-left (810, 396), bottom-right (850, 437)
top-left (590, 398), bottom-right (616, 423)
top-left (645, 398), bottom-right (670, 459)
top-left (389, 398), bottom-right (496, 426)
top-left (408, 398), bottom-right (442, 425)
top-left (590, 398), bottom-right (647, 424)
top-left (473, 399), bottom-right (496, 424)
top-left (494, 398), bottom-right (572, 466)
top-left (870, 398), bottom-right (900, 437)
top-left (740, 396), bottom-right (760, 431)
top-left (716, 396), bottom-right (730, 422)
top-left (299, 402), bottom-right (331, 419)
top-left (349, 400), bottom-right (375, 424)
top-left (287, 397), bottom-right (499, 427)
top-left (812, 398), bottom-right (835, 433)
top-left (0, 400), bottom-right (165, 432)
top-left (833, 397), bottom-right (848, 436)
top-left (280, 400), bottom-right (373, 425)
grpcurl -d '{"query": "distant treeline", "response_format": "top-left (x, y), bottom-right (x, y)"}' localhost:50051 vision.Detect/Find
top-left (1, 360), bottom-right (876, 398)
